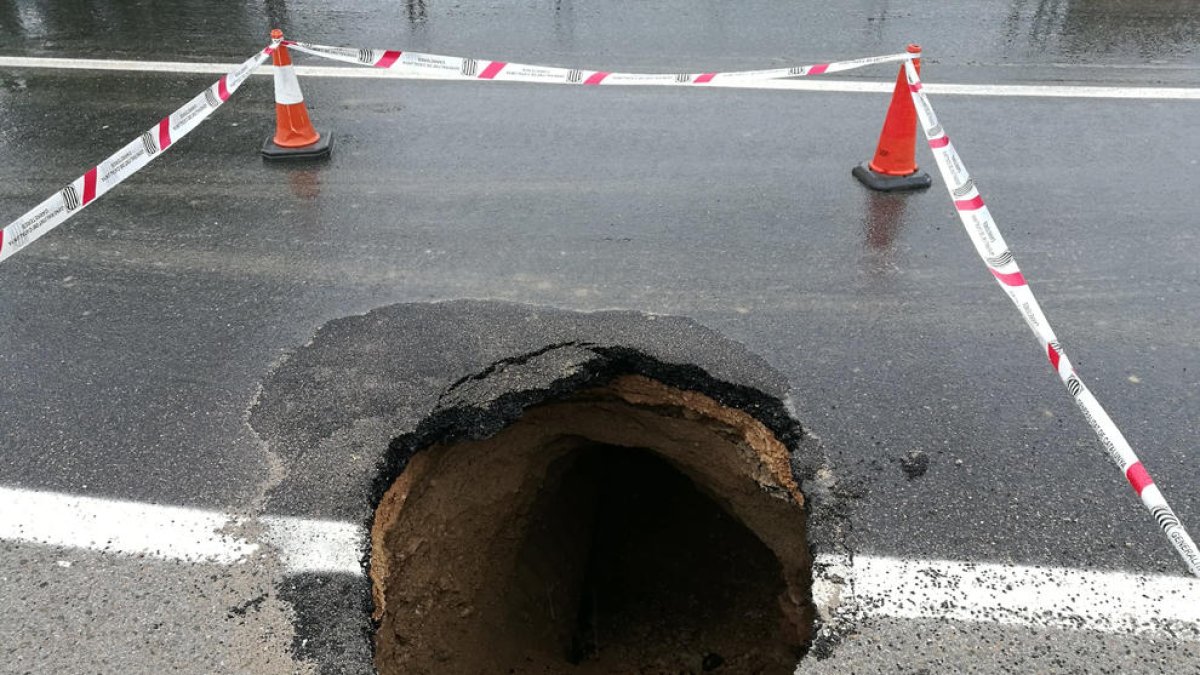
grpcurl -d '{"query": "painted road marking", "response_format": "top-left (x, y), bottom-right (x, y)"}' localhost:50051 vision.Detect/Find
top-left (813, 553), bottom-right (1200, 638)
top-left (0, 485), bottom-right (362, 574)
top-left (2, 484), bottom-right (1198, 636)
top-left (258, 513), bottom-right (363, 575)
top-left (0, 55), bottom-right (1198, 100)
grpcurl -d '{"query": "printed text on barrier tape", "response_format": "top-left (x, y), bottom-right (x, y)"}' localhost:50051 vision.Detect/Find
top-left (902, 59), bottom-right (1200, 577)
top-left (0, 43), bottom-right (911, 263)
top-left (1, 37), bottom-right (1192, 577)
top-left (0, 45), bottom-right (275, 264)
top-left (285, 41), bottom-right (913, 86)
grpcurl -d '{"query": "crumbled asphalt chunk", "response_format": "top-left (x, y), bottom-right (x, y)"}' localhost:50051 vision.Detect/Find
top-left (227, 592), bottom-right (268, 618)
top-left (900, 450), bottom-right (930, 480)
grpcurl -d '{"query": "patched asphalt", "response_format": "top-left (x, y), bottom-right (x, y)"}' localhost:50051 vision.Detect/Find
top-left (249, 300), bottom-right (833, 672)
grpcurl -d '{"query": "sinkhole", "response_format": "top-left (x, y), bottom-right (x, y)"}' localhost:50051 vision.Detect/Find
top-left (370, 375), bottom-right (813, 674)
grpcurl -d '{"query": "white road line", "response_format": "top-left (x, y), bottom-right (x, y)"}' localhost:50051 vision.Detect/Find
top-left (814, 553), bottom-right (1200, 639)
top-left (258, 514), bottom-right (364, 575)
top-left (0, 485), bottom-right (363, 574)
top-left (2, 485), bottom-right (1198, 637)
top-left (0, 55), bottom-right (1198, 100)
top-left (0, 485), bottom-right (256, 565)
top-left (0, 55), bottom-right (240, 75)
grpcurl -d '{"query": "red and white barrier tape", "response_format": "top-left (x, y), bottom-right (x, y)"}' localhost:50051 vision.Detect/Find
top-left (285, 40), bottom-right (912, 85)
top-left (0, 37), bottom-right (1192, 576)
top-left (0, 44), bottom-right (275, 264)
top-left (903, 59), bottom-right (1200, 577)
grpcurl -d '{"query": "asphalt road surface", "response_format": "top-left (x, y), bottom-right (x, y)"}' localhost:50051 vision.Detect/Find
top-left (1, 1), bottom-right (1199, 673)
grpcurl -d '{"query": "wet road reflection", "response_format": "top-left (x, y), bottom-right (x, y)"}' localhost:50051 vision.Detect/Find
top-left (860, 190), bottom-right (909, 276)
top-left (286, 166), bottom-right (321, 202)
top-left (0, 1), bottom-right (1197, 84)
top-left (1003, 0), bottom-right (1200, 61)
top-left (0, 0), bottom-right (1196, 572)
top-left (405, 0), bottom-right (427, 27)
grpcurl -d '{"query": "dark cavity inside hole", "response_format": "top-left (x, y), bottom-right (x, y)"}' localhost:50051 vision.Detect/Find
top-left (371, 378), bottom-right (811, 675)
top-left (517, 445), bottom-right (798, 673)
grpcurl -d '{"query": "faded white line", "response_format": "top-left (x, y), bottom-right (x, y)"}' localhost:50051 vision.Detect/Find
top-left (0, 485), bottom-right (362, 574)
top-left (814, 553), bottom-right (1200, 639)
top-left (258, 513), bottom-right (364, 575)
top-left (0, 485), bottom-right (256, 565)
top-left (0, 55), bottom-right (1198, 100)
top-left (2, 485), bottom-right (1198, 637)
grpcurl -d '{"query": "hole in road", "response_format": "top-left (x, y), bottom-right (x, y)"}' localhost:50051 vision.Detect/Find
top-left (371, 375), bottom-right (811, 674)
top-left (530, 445), bottom-right (796, 672)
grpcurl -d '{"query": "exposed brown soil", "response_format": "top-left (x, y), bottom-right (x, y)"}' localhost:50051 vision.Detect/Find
top-left (371, 375), bottom-right (811, 675)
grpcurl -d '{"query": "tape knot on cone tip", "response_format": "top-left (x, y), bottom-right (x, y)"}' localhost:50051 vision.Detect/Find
top-left (263, 31), bottom-right (333, 161)
top-left (852, 45), bottom-right (930, 192)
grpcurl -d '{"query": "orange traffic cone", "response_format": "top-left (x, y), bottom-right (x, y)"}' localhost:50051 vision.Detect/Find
top-left (262, 29), bottom-right (333, 160)
top-left (852, 44), bottom-right (931, 191)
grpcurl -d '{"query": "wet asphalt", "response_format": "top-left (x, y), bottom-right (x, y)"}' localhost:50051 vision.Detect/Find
top-left (1, 1), bottom-right (1199, 672)
top-left (3, 0), bottom-right (1200, 86)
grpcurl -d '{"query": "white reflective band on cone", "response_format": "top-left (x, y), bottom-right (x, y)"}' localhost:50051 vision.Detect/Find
top-left (902, 58), bottom-right (1200, 578)
top-left (273, 63), bottom-right (305, 105)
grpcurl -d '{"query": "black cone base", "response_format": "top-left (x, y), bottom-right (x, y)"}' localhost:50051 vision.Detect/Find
top-left (262, 130), bottom-right (334, 161)
top-left (852, 162), bottom-right (932, 192)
